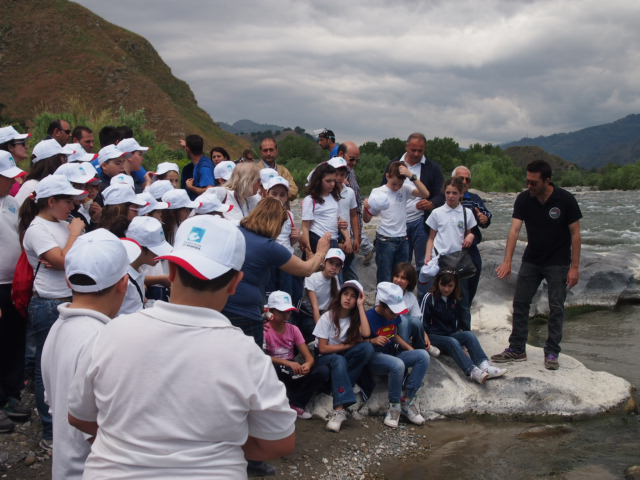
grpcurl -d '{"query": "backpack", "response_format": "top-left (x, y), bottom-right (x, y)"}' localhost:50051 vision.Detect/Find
top-left (11, 250), bottom-right (40, 318)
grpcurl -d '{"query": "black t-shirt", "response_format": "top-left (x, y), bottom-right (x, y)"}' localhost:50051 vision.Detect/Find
top-left (512, 185), bottom-right (582, 266)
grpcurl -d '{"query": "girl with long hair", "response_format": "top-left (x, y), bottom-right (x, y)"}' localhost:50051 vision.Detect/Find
top-left (301, 163), bottom-right (341, 254)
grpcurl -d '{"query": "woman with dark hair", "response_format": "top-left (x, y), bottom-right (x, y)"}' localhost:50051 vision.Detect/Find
top-left (209, 146), bottom-right (230, 165)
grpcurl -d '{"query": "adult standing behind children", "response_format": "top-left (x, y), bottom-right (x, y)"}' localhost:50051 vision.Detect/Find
top-left (492, 160), bottom-right (582, 371)
top-left (183, 134), bottom-right (215, 199)
top-left (68, 215), bottom-right (296, 479)
top-left (257, 137), bottom-right (298, 200)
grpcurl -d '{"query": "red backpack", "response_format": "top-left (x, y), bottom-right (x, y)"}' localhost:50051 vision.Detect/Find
top-left (11, 250), bottom-right (40, 318)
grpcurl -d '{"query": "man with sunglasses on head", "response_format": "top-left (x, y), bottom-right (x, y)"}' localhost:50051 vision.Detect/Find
top-left (451, 165), bottom-right (491, 330)
top-left (493, 160), bottom-right (582, 371)
top-left (46, 119), bottom-right (72, 146)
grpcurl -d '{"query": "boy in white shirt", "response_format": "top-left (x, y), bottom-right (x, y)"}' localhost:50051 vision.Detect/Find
top-left (41, 228), bottom-right (139, 480)
top-left (364, 161), bottom-right (430, 284)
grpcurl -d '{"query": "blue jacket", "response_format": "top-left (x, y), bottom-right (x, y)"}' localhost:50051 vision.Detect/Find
top-left (461, 191), bottom-right (491, 246)
top-left (421, 292), bottom-right (464, 335)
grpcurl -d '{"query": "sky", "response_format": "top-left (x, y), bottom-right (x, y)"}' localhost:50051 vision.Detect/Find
top-left (74, 0), bottom-right (640, 146)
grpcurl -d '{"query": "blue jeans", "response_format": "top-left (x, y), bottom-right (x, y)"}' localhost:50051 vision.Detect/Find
top-left (398, 314), bottom-right (426, 349)
top-left (406, 218), bottom-right (429, 297)
top-left (429, 331), bottom-right (488, 376)
top-left (509, 262), bottom-right (569, 356)
top-left (368, 350), bottom-right (430, 403)
top-left (29, 296), bottom-right (66, 441)
top-left (316, 342), bottom-right (374, 408)
top-left (375, 234), bottom-right (409, 284)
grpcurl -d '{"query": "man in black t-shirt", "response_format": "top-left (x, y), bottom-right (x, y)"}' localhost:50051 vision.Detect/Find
top-left (492, 160), bottom-right (582, 370)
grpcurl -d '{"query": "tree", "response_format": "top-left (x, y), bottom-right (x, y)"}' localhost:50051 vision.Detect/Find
top-left (359, 141), bottom-right (379, 155)
top-left (379, 137), bottom-right (405, 160)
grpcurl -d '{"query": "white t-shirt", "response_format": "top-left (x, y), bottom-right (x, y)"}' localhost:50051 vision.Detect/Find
top-left (337, 186), bottom-right (357, 232)
top-left (42, 304), bottom-right (111, 480)
top-left (68, 301), bottom-right (295, 479)
top-left (372, 183), bottom-right (416, 238)
top-left (312, 311), bottom-right (352, 345)
top-left (304, 271), bottom-right (339, 311)
top-left (119, 266), bottom-right (145, 315)
top-left (23, 216), bottom-right (72, 298)
top-left (426, 203), bottom-right (477, 255)
top-left (301, 194), bottom-right (339, 240)
top-left (14, 178), bottom-right (39, 207)
top-left (401, 154), bottom-right (426, 223)
top-left (223, 189), bottom-right (253, 225)
top-left (400, 290), bottom-right (421, 324)
top-left (276, 211), bottom-right (295, 254)
top-left (0, 195), bottom-right (21, 284)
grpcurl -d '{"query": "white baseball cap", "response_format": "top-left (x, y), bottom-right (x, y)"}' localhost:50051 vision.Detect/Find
top-left (376, 282), bottom-right (409, 315)
top-left (325, 248), bottom-right (346, 264)
top-left (97, 144), bottom-right (126, 166)
top-left (137, 191), bottom-right (169, 216)
top-left (102, 183), bottom-right (147, 206)
top-left (267, 290), bottom-right (297, 312)
top-left (266, 175), bottom-right (290, 192)
top-left (155, 162), bottom-right (179, 176)
top-left (65, 228), bottom-right (137, 293)
top-left (214, 161), bottom-right (236, 182)
top-left (66, 143), bottom-right (98, 163)
top-left (117, 137), bottom-right (149, 153)
top-left (367, 187), bottom-right (391, 215)
top-left (125, 216), bottom-right (173, 256)
top-left (0, 126), bottom-right (31, 144)
top-left (147, 179), bottom-right (174, 200)
top-left (157, 215), bottom-right (246, 280)
top-left (35, 174), bottom-right (86, 201)
top-left (204, 186), bottom-right (230, 203)
top-left (193, 192), bottom-right (232, 215)
top-left (340, 279), bottom-right (364, 296)
top-left (327, 156), bottom-right (348, 170)
top-left (259, 168), bottom-right (278, 189)
top-left (162, 189), bottom-right (199, 209)
top-left (419, 256), bottom-right (440, 284)
top-left (32, 139), bottom-right (75, 163)
top-left (110, 173), bottom-right (135, 188)
top-left (54, 162), bottom-right (98, 185)
top-left (0, 151), bottom-right (24, 178)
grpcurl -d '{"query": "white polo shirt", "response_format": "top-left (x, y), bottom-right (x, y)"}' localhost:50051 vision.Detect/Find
top-left (276, 210), bottom-right (295, 254)
top-left (426, 203), bottom-right (477, 255)
top-left (42, 304), bottom-right (112, 480)
top-left (118, 266), bottom-right (145, 315)
top-left (304, 271), bottom-right (339, 311)
top-left (0, 195), bottom-right (21, 284)
top-left (372, 183), bottom-right (416, 238)
top-left (337, 186), bottom-right (357, 232)
top-left (68, 301), bottom-right (295, 479)
top-left (301, 194), bottom-right (339, 239)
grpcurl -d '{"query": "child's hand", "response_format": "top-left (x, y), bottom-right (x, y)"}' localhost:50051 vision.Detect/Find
top-left (289, 361), bottom-right (304, 375)
top-left (338, 217), bottom-right (348, 230)
top-left (398, 164), bottom-right (411, 178)
top-left (290, 225), bottom-right (300, 240)
top-left (370, 336), bottom-right (389, 347)
top-left (462, 232), bottom-right (475, 248)
top-left (342, 238), bottom-right (353, 254)
top-left (300, 362), bottom-right (312, 375)
top-left (356, 291), bottom-right (366, 308)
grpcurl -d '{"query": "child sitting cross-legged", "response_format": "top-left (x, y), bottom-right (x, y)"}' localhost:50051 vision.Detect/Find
top-left (263, 291), bottom-right (330, 419)
top-left (366, 282), bottom-right (430, 428)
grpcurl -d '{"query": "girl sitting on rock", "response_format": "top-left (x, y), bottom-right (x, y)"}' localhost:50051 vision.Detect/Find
top-left (422, 271), bottom-right (506, 384)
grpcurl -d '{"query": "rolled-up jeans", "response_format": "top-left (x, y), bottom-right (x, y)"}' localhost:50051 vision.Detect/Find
top-left (368, 349), bottom-right (430, 403)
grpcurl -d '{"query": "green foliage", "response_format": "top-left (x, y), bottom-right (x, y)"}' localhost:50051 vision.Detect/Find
top-left (378, 137), bottom-right (405, 160)
top-left (277, 135), bottom-right (324, 165)
top-left (594, 162), bottom-right (640, 190)
top-left (360, 141), bottom-right (379, 155)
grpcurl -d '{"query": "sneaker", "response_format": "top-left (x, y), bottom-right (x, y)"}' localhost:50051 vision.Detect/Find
top-left (39, 438), bottom-right (53, 454)
top-left (427, 344), bottom-right (440, 357)
top-left (544, 353), bottom-right (559, 370)
top-left (290, 405), bottom-right (312, 420)
top-left (247, 460), bottom-right (277, 476)
top-left (469, 366), bottom-right (488, 384)
top-left (383, 403), bottom-right (401, 428)
top-left (0, 410), bottom-right (15, 434)
top-left (401, 398), bottom-right (425, 425)
top-left (326, 409), bottom-right (348, 432)
top-left (4, 397), bottom-right (31, 422)
top-left (491, 348), bottom-right (527, 363)
top-left (478, 360), bottom-right (507, 379)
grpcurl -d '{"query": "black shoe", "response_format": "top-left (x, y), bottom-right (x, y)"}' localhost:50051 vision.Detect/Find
top-left (247, 460), bottom-right (277, 477)
top-left (4, 397), bottom-right (31, 422)
top-left (0, 410), bottom-right (15, 434)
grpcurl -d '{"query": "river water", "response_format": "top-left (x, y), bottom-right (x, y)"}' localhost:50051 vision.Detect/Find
top-left (386, 189), bottom-right (640, 479)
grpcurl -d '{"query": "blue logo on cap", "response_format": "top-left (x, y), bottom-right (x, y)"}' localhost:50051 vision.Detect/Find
top-left (187, 227), bottom-right (205, 243)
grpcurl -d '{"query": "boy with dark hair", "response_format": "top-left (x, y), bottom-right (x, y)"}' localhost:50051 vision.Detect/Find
top-left (68, 215), bottom-right (296, 478)
top-left (183, 134), bottom-right (215, 199)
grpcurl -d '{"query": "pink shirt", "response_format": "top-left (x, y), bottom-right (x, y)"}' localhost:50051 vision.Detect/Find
top-left (264, 323), bottom-right (305, 360)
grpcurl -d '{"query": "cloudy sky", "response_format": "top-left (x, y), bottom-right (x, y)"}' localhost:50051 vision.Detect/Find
top-left (75, 0), bottom-right (640, 146)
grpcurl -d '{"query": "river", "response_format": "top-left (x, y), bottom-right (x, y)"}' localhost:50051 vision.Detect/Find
top-left (386, 189), bottom-right (640, 479)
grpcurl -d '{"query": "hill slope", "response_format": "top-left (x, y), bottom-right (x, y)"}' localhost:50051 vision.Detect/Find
top-left (219, 119), bottom-right (288, 135)
top-left (0, 0), bottom-right (247, 154)
top-left (502, 114), bottom-right (640, 169)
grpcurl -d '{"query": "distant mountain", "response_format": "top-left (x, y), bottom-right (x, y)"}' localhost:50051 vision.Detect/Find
top-left (502, 114), bottom-right (640, 169)
top-left (503, 146), bottom-right (575, 172)
top-left (219, 119), bottom-right (287, 135)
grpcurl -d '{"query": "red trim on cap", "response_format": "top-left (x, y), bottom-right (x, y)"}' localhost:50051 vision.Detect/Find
top-left (87, 177), bottom-right (100, 184)
top-left (91, 153), bottom-right (98, 161)
top-left (226, 204), bottom-right (234, 212)
top-left (395, 308), bottom-right (409, 315)
top-left (156, 255), bottom-right (208, 280)
top-left (121, 237), bottom-right (142, 247)
top-left (17, 171), bottom-right (27, 178)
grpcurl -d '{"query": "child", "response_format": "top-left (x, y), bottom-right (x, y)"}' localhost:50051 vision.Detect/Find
top-left (213, 160), bottom-right (235, 186)
top-left (295, 248), bottom-right (344, 342)
top-left (149, 162), bottom-right (180, 189)
top-left (312, 280), bottom-right (374, 433)
top-left (147, 179), bottom-right (174, 202)
top-left (366, 282), bottom-right (429, 428)
top-left (301, 162), bottom-right (340, 254)
top-left (422, 271), bottom-right (506, 384)
top-left (263, 291), bottom-right (330, 419)
top-left (392, 262), bottom-right (439, 356)
top-left (98, 183), bottom-right (147, 238)
top-left (364, 161), bottom-right (430, 284)
top-left (41, 228), bottom-right (137, 480)
top-left (120, 216), bottom-right (172, 315)
top-left (161, 189), bottom-right (199, 243)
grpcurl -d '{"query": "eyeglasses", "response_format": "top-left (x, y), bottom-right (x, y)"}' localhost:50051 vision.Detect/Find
top-left (61, 129), bottom-right (71, 135)
top-left (526, 180), bottom-right (539, 186)
top-left (459, 177), bottom-right (471, 183)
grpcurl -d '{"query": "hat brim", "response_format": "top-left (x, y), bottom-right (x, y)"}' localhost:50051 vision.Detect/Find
top-left (120, 238), bottom-right (142, 263)
top-left (388, 303), bottom-right (409, 315)
top-left (157, 251), bottom-right (231, 280)
top-left (131, 197), bottom-right (148, 207)
top-left (270, 305), bottom-right (298, 312)
top-left (0, 166), bottom-right (25, 178)
top-left (147, 241), bottom-right (172, 257)
top-left (71, 153), bottom-right (98, 163)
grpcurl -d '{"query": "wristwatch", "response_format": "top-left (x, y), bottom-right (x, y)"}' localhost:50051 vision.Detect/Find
top-left (409, 174), bottom-right (418, 182)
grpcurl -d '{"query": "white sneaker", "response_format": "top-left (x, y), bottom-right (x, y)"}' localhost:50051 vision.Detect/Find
top-left (479, 360), bottom-right (507, 379)
top-left (469, 366), bottom-right (488, 384)
top-left (326, 409), bottom-right (347, 432)
top-left (384, 403), bottom-right (401, 428)
top-left (427, 344), bottom-right (440, 357)
top-left (401, 398), bottom-right (425, 425)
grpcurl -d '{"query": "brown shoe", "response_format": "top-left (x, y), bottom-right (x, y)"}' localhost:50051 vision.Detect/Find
top-left (544, 353), bottom-right (559, 370)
